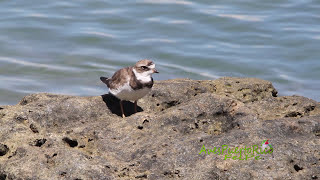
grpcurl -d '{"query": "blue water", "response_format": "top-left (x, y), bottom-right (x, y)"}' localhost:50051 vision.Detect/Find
top-left (0, 0), bottom-right (319, 105)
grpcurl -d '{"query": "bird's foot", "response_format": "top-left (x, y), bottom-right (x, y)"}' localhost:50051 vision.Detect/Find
top-left (134, 101), bottom-right (138, 113)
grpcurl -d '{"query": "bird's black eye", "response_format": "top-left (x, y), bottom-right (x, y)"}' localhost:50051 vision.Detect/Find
top-left (141, 66), bottom-right (148, 70)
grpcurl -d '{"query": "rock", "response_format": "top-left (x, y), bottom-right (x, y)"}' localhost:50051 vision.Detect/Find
top-left (211, 77), bottom-right (278, 103)
top-left (247, 95), bottom-right (320, 120)
top-left (0, 77), bottom-right (319, 179)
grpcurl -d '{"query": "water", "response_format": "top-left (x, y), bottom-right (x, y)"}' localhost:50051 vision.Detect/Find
top-left (0, 0), bottom-right (319, 105)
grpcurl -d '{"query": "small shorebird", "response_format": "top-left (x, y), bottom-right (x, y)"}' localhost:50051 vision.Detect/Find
top-left (100, 59), bottom-right (159, 118)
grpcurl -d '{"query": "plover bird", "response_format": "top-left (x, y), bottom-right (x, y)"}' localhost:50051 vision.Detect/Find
top-left (100, 59), bottom-right (159, 118)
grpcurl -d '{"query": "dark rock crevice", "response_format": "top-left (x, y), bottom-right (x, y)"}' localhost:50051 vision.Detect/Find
top-left (0, 144), bottom-right (9, 156)
top-left (30, 139), bottom-right (47, 147)
top-left (63, 137), bottom-right (78, 148)
top-left (0, 173), bottom-right (7, 180)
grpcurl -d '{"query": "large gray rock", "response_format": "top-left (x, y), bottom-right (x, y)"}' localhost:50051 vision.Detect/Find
top-left (0, 77), bottom-right (319, 179)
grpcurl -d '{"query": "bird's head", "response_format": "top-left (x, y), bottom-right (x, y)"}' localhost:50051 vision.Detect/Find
top-left (133, 59), bottom-right (159, 80)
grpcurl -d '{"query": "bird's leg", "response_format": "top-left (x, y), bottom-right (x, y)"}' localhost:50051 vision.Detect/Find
top-left (134, 101), bottom-right (138, 113)
top-left (120, 100), bottom-right (125, 118)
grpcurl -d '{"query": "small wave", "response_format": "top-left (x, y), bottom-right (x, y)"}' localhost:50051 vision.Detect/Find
top-left (199, 72), bottom-right (220, 79)
top-left (250, 45), bottom-right (273, 48)
top-left (52, 1), bottom-right (79, 8)
top-left (147, 17), bottom-right (161, 22)
top-left (0, 57), bottom-right (78, 72)
top-left (80, 86), bottom-right (106, 94)
top-left (90, 9), bottom-right (124, 15)
top-left (199, 8), bottom-right (219, 15)
top-left (0, 76), bottom-right (44, 86)
top-left (158, 62), bottom-right (220, 79)
top-left (217, 14), bottom-right (265, 22)
top-left (313, 36), bottom-right (320, 40)
top-left (85, 62), bottom-right (118, 71)
top-left (82, 31), bottom-right (116, 38)
top-left (204, 44), bottom-right (217, 49)
top-left (139, 38), bottom-right (176, 43)
top-left (272, 68), bottom-right (304, 83)
top-left (25, 12), bottom-right (72, 19)
top-left (28, 13), bottom-right (48, 18)
top-left (140, 0), bottom-right (193, 5)
top-left (282, 27), bottom-right (320, 32)
top-left (198, 6), bottom-right (265, 22)
top-left (147, 18), bottom-right (191, 24)
top-left (169, 20), bottom-right (191, 24)
top-left (219, 42), bottom-right (242, 49)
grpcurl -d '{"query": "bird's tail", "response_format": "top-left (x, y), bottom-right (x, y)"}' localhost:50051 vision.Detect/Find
top-left (100, 76), bottom-right (109, 85)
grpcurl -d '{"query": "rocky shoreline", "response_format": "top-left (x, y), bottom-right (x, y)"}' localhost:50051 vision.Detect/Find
top-left (0, 77), bottom-right (319, 179)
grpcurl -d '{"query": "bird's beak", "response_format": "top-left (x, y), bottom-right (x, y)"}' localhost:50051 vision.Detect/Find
top-left (153, 68), bottom-right (159, 73)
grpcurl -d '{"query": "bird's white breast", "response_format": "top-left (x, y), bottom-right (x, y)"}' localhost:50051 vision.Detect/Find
top-left (109, 81), bottom-right (151, 101)
top-left (133, 69), bottom-right (152, 83)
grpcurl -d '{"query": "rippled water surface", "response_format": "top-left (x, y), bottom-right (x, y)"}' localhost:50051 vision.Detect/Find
top-left (1, 0), bottom-right (319, 105)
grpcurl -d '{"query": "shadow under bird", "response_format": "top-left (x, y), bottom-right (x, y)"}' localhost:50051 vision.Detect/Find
top-left (100, 59), bottom-right (159, 118)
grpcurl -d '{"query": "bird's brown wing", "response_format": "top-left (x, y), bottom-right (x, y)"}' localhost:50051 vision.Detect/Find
top-left (103, 67), bottom-right (131, 89)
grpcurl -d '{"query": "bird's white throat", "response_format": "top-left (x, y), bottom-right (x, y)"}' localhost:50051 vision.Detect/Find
top-left (133, 69), bottom-right (152, 83)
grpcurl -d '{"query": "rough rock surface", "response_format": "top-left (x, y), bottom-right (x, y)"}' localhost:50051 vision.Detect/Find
top-left (0, 77), bottom-right (319, 180)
